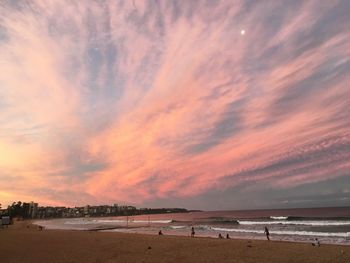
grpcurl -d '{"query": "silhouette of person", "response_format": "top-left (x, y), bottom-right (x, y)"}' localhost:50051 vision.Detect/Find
top-left (226, 233), bottom-right (230, 239)
top-left (312, 238), bottom-right (320, 247)
top-left (158, 230), bottom-right (163, 235)
top-left (316, 238), bottom-right (320, 247)
top-left (191, 227), bottom-right (195, 237)
top-left (264, 226), bottom-right (270, 241)
top-left (218, 233), bottom-right (223, 239)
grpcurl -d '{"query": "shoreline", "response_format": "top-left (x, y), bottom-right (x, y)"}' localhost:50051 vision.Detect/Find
top-left (1, 220), bottom-right (349, 262)
top-left (32, 219), bottom-right (350, 246)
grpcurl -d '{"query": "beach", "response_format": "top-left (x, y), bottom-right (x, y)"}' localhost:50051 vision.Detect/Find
top-left (0, 221), bottom-right (349, 263)
top-left (32, 208), bottom-right (350, 245)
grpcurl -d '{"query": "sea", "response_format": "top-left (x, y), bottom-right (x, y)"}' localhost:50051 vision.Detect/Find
top-left (34, 207), bottom-right (350, 245)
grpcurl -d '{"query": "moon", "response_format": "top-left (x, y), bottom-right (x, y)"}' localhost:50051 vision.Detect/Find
top-left (240, 29), bottom-right (245, 35)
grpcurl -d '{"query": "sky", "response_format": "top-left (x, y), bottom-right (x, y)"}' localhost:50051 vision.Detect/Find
top-left (0, 0), bottom-right (349, 210)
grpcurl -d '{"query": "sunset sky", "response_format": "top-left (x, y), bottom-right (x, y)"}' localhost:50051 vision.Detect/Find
top-left (0, 0), bottom-right (349, 210)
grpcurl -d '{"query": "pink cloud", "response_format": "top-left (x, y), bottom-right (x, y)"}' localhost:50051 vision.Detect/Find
top-left (0, 0), bottom-right (349, 207)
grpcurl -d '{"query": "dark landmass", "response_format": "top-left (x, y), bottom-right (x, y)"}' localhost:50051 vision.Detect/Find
top-left (0, 201), bottom-right (188, 220)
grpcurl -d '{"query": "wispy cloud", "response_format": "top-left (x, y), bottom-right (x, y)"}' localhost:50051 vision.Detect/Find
top-left (0, 0), bottom-right (349, 208)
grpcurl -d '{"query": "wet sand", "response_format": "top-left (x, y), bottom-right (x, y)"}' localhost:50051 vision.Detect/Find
top-left (0, 221), bottom-right (349, 263)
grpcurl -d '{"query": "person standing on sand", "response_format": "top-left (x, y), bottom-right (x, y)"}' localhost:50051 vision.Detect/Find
top-left (191, 227), bottom-right (195, 237)
top-left (264, 226), bottom-right (270, 241)
top-left (312, 238), bottom-right (320, 247)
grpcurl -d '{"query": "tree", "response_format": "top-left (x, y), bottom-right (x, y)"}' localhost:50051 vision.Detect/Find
top-left (8, 201), bottom-right (24, 217)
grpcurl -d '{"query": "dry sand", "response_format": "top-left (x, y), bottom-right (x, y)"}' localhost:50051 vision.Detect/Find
top-left (0, 221), bottom-right (349, 263)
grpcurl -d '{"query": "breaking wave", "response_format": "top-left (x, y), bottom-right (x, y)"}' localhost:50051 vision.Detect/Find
top-left (270, 216), bottom-right (288, 220)
top-left (210, 227), bottom-right (350, 238)
top-left (237, 220), bottom-right (350, 226)
top-left (169, 225), bottom-right (187, 229)
top-left (64, 219), bottom-right (173, 224)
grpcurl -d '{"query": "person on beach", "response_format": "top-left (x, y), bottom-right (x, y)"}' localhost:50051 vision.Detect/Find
top-left (226, 234), bottom-right (230, 239)
top-left (191, 227), bottom-right (195, 237)
top-left (264, 226), bottom-right (270, 241)
top-left (158, 230), bottom-right (163, 235)
top-left (312, 238), bottom-right (320, 247)
top-left (218, 233), bottom-right (223, 239)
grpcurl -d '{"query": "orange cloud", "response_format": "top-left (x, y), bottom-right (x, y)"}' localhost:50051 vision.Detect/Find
top-left (0, 0), bottom-right (349, 208)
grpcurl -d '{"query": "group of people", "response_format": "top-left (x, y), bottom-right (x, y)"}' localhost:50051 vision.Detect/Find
top-left (159, 226), bottom-right (270, 240)
top-left (159, 227), bottom-right (197, 237)
top-left (159, 226), bottom-right (321, 246)
top-left (218, 233), bottom-right (230, 239)
top-left (192, 227), bottom-right (231, 239)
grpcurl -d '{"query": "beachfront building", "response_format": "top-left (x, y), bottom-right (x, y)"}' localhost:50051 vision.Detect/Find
top-left (84, 205), bottom-right (90, 216)
top-left (29, 202), bottom-right (38, 218)
top-left (20, 202), bottom-right (38, 219)
top-left (2, 201), bottom-right (188, 219)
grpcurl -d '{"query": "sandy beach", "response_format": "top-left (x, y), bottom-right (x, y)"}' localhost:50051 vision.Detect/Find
top-left (0, 221), bottom-right (349, 263)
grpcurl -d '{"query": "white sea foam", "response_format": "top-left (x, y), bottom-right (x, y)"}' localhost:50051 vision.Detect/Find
top-left (92, 219), bottom-right (128, 223)
top-left (170, 225), bottom-right (187, 229)
top-left (270, 216), bottom-right (288, 220)
top-left (129, 220), bottom-right (173, 224)
top-left (64, 219), bottom-right (173, 224)
top-left (210, 227), bottom-right (350, 238)
top-left (63, 219), bottom-right (123, 225)
top-left (237, 220), bottom-right (350, 226)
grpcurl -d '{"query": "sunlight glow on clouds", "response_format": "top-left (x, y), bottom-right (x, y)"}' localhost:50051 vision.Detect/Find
top-left (0, 0), bottom-right (349, 209)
